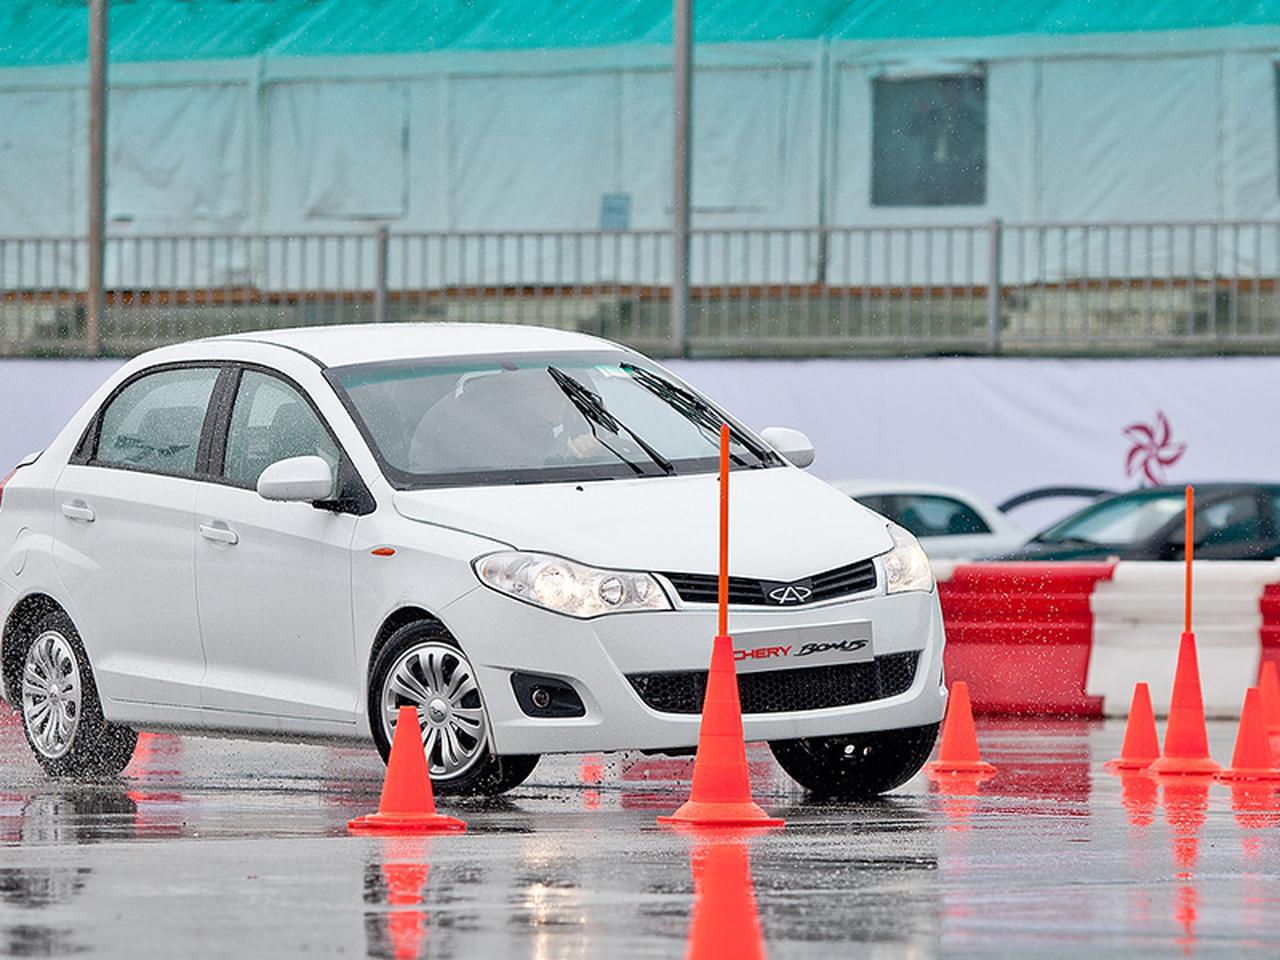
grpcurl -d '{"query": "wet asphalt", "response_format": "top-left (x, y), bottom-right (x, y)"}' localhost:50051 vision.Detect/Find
top-left (1, 707), bottom-right (1278, 958)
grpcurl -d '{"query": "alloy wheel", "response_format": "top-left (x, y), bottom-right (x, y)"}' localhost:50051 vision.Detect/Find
top-left (21, 631), bottom-right (83, 760)
top-left (379, 642), bottom-right (489, 780)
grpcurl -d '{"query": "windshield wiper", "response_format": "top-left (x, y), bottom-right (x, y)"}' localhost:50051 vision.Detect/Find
top-left (546, 366), bottom-right (675, 476)
top-left (618, 363), bottom-right (779, 467)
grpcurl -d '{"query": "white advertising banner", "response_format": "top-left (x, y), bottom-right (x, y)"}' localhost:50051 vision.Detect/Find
top-left (667, 356), bottom-right (1280, 526)
top-left (1, 357), bottom-right (1276, 530)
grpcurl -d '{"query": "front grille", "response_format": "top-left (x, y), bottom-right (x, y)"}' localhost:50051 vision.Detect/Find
top-left (627, 651), bottom-right (919, 715)
top-left (660, 558), bottom-right (877, 607)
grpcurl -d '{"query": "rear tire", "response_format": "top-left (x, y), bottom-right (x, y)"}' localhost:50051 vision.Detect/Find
top-left (368, 620), bottom-right (539, 796)
top-left (770, 723), bottom-right (940, 798)
top-left (16, 608), bottom-right (138, 778)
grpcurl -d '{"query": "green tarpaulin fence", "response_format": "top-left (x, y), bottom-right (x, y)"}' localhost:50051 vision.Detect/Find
top-left (2, 0), bottom-right (1279, 68)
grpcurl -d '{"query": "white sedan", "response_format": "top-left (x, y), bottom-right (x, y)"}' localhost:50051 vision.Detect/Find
top-left (0, 324), bottom-right (945, 796)
top-left (832, 481), bottom-right (1028, 561)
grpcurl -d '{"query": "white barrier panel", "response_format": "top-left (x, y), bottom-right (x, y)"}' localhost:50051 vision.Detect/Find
top-left (1088, 560), bottom-right (1280, 718)
top-left (7, 355), bottom-right (1280, 516)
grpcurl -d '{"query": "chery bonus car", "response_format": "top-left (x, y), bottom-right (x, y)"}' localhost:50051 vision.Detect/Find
top-left (0, 324), bottom-right (946, 797)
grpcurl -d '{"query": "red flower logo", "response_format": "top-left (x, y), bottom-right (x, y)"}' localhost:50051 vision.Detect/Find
top-left (1123, 411), bottom-right (1186, 486)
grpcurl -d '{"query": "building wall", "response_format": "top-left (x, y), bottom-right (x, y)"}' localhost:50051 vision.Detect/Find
top-left (1, 30), bottom-right (1278, 241)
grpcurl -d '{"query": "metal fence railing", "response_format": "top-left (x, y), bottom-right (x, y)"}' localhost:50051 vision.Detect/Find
top-left (3, 221), bottom-right (1280, 357)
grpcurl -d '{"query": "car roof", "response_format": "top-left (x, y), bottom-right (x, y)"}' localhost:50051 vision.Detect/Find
top-left (830, 479), bottom-right (993, 505)
top-left (1113, 483), bottom-right (1280, 496)
top-left (209, 322), bottom-right (622, 368)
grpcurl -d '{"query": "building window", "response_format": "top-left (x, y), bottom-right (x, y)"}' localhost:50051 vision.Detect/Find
top-left (871, 74), bottom-right (987, 207)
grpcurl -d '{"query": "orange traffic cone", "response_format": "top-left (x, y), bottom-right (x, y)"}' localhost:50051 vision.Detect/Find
top-left (685, 831), bottom-right (767, 960)
top-left (925, 681), bottom-right (996, 777)
top-left (1148, 633), bottom-right (1220, 777)
top-left (1259, 660), bottom-right (1280, 737)
top-left (658, 635), bottom-right (784, 827)
top-left (1106, 682), bottom-right (1161, 771)
top-left (1218, 687), bottom-right (1280, 782)
top-left (349, 706), bottom-right (467, 834)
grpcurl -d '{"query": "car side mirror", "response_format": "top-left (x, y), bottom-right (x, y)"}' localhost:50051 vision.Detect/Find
top-left (759, 426), bottom-right (815, 469)
top-left (256, 455), bottom-right (335, 503)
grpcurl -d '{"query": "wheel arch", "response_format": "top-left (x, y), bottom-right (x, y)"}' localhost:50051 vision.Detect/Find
top-left (2, 593), bottom-right (70, 705)
top-left (365, 606), bottom-right (457, 683)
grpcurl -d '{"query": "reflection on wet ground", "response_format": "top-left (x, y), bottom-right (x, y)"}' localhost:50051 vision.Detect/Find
top-left (2, 711), bottom-right (1280, 956)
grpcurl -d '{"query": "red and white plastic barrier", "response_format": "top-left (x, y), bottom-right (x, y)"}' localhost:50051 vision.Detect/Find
top-left (936, 560), bottom-right (1280, 718)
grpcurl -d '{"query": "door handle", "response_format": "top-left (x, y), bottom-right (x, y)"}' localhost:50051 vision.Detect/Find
top-left (61, 500), bottom-right (95, 523)
top-left (199, 522), bottom-right (239, 546)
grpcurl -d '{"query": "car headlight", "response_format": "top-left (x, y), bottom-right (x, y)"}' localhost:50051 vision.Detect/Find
top-left (473, 551), bottom-right (672, 618)
top-left (881, 522), bottom-right (934, 594)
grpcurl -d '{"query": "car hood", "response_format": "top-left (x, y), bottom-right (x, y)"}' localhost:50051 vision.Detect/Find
top-left (392, 468), bottom-right (894, 578)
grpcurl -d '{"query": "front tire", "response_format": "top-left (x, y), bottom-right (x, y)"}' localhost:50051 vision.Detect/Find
top-left (16, 608), bottom-right (138, 778)
top-left (770, 723), bottom-right (940, 798)
top-left (368, 621), bottom-right (538, 796)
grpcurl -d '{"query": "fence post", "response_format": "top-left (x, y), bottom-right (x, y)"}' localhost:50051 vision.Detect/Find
top-left (670, 0), bottom-right (693, 358)
top-left (372, 224), bottom-right (389, 324)
top-left (86, 0), bottom-right (109, 356)
top-left (985, 218), bottom-right (1003, 354)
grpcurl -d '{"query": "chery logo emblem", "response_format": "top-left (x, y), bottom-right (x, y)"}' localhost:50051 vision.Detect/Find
top-left (767, 584), bottom-right (812, 605)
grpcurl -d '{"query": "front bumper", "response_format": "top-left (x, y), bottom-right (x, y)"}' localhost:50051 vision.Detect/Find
top-left (439, 585), bottom-right (947, 756)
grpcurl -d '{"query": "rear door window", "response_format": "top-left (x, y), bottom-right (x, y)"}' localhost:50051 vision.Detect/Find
top-left (94, 367), bottom-right (220, 477)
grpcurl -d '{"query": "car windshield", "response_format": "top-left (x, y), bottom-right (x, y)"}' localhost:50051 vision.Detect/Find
top-left (1034, 490), bottom-right (1184, 547)
top-left (328, 353), bottom-right (782, 488)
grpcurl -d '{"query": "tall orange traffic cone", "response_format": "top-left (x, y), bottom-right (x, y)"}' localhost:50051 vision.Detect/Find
top-left (1259, 660), bottom-right (1280, 737)
top-left (658, 636), bottom-right (784, 827)
top-left (349, 706), bottom-right (467, 834)
top-left (1218, 687), bottom-right (1280, 782)
top-left (685, 830), bottom-right (767, 960)
top-left (1106, 682), bottom-right (1161, 771)
top-left (925, 681), bottom-right (996, 777)
top-left (1148, 633), bottom-right (1220, 776)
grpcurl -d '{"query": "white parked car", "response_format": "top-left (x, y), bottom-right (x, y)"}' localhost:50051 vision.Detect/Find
top-left (0, 325), bottom-right (945, 797)
top-left (832, 481), bottom-right (1028, 561)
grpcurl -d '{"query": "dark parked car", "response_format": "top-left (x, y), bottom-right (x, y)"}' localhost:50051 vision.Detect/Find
top-left (984, 483), bottom-right (1280, 562)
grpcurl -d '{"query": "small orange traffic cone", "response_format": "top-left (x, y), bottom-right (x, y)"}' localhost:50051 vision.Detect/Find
top-left (1149, 633), bottom-right (1220, 777)
top-left (658, 635), bottom-right (784, 827)
top-left (1259, 660), bottom-right (1280, 737)
top-left (1106, 682), bottom-right (1161, 771)
top-left (926, 681), bottom-right (996, 777)
top-left (1218, 687), bottom-right (1280, 782)
top-left (685, 831), bottom-right (767, 960)
top-left (349, 705), bottom-right (467, 834)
